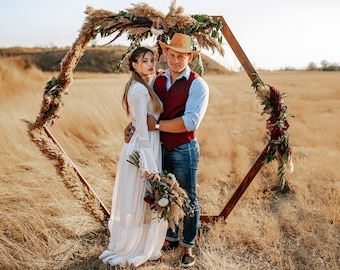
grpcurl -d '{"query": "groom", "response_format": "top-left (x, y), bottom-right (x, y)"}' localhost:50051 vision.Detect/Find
top-left (125, 33), bottom-right (209, 268)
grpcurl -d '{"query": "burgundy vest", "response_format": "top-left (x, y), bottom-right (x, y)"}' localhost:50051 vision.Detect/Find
top-left (153, 71), bottom-right (199, 150)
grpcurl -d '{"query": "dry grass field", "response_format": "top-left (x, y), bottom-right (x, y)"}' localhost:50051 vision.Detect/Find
top-left (1, 57), bottom-right (339, 270)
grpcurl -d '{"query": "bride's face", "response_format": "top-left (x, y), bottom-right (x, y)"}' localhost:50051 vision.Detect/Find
top-left (132, 51), bottom-right (155, 78)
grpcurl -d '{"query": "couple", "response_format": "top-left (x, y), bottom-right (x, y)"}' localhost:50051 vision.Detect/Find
top-left (99, 33), bottom-right (209, 268)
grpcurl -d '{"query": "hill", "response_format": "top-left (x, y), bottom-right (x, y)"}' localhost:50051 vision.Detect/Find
top-left (0, 46), bottom-right (232, 75)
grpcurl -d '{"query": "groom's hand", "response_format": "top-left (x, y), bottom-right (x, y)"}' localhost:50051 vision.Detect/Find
top-left (124, 122), bottom-right (134, 143)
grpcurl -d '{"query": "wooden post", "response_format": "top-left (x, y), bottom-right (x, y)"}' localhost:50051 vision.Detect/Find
top-left (217, 144), bottom-right (268, 219)
top-left (200, 16), bottom-right (267, 223)
top-left (213, 16), bottom-right (259, 82)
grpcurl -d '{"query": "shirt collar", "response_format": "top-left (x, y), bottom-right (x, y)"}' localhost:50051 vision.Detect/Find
top-left (164, 66), bottom-right (191, 82)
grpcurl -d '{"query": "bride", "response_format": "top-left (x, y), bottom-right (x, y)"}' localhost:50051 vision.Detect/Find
top-left (99, 47), bottom-right (167, 267)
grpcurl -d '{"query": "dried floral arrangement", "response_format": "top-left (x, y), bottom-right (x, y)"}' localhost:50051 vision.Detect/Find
top-left (94, 1), bottom-right (224, 73)
top-left (128, 151), bottom-right (194, 231)
top-left (252, 75), bottom-right (294, 190)
top-left (34, 0), bottom-right (224, 128)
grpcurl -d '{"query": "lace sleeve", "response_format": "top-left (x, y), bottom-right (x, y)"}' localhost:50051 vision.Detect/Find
top-left (129, 83), bottom-right (153, 149)
top-left (136, 148), bottom-right (159, 174)
top-left (128, 83), bottom-right (158, 174)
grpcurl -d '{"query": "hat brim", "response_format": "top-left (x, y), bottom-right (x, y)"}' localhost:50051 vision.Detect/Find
top-left (159, 40), bottom-right (200, 59)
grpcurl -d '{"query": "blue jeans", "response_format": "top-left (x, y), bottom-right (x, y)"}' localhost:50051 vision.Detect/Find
top-left (162, 139), bottom-right (200, 248)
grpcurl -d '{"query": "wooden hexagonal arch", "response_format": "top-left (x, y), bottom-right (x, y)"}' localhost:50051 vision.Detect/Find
top-left (30, 4), bottom-right (292, 224)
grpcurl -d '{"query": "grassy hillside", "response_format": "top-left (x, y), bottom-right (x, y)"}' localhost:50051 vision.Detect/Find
top-left (0, 46), bottom-right (232, 74)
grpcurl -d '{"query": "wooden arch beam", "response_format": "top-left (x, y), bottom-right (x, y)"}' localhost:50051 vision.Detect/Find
top-left (200, 16), bottom-right (267, 223)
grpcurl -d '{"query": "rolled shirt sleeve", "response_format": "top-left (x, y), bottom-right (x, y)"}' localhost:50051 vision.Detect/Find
top-left (181, 76), bottom-right (209, 131)
top-left (152, 67), bottom-right (209, 132)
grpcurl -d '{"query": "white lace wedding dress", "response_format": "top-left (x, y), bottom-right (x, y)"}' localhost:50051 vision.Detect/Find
top-left (99, 81), bottom-right (167, 267)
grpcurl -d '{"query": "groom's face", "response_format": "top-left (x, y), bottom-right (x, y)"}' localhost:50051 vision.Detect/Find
top-left (165, 49), bottom-right (193, 74)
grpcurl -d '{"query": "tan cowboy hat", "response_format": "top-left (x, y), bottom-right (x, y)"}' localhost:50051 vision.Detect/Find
top-left (159, 33), bottom-right (200, 58)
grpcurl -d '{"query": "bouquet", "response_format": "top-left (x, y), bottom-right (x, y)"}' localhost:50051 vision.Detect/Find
top-left (128, 150), bottom-right (194, 231)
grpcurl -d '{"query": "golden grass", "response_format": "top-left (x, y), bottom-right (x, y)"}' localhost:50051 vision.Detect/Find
top-left (0, 57), bottom-right (339, 269)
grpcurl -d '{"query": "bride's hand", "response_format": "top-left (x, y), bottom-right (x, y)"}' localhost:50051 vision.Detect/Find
top-left (144, 171), bottom-right (159, 181)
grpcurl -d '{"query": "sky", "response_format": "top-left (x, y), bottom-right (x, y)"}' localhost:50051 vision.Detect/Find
top-left (1, 0), bottom-right (339, 70)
